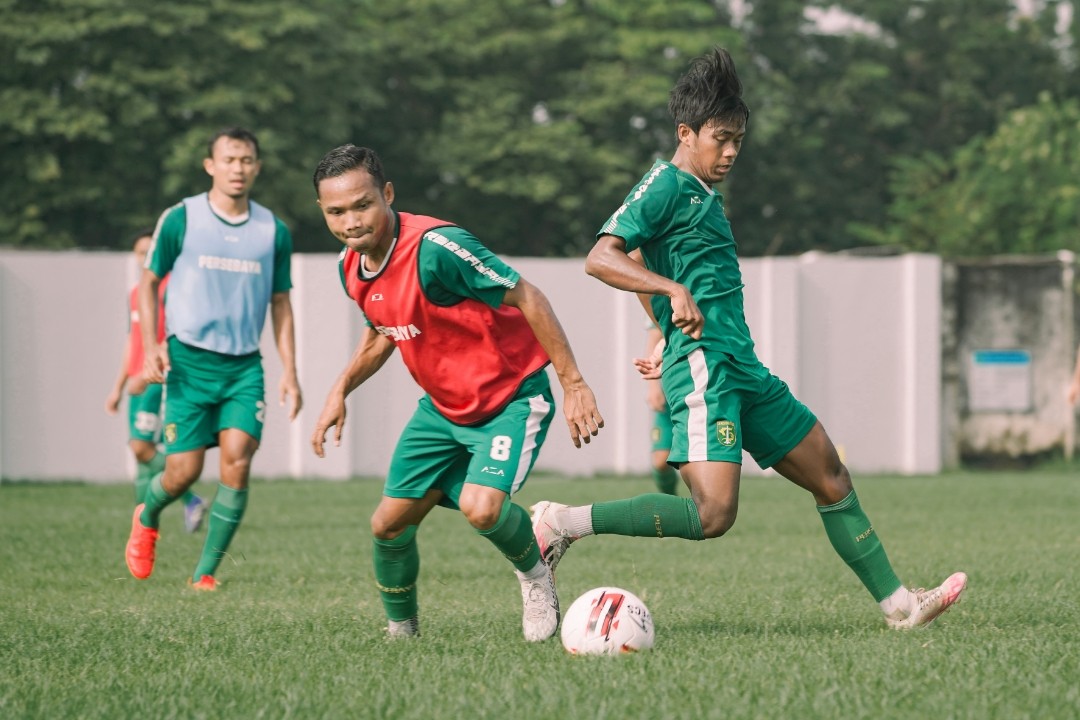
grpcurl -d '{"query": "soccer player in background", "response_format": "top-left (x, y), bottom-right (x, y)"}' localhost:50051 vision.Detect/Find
top-left (124, 127), bottom-right (303, 591)
top-left (644, 322), bottom-right (678, 495)
top-left (103, 228), bottom-right (206, 531)
top-left (309, 145), bottom-right (603, 640)
top-left (532, 48), bottom-right (967, 630)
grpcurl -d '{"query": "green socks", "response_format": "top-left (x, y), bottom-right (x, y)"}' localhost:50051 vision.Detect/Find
top-left (192, 485), bottom-right (248, 582)
top-left (652, 467), bottom-right (679, 495)
top-left (476, 500), bottom-right (541, 572)
top-left (373, 526), bottom-right (420, 622)
top-left (134, 452), bottom-right (167, 505)
top-left (139, 472), bottom-right (178, 529)
top-left (818, 490), bottom-right (903, 602)
top-left (593, 494), bottom-right (705, 540)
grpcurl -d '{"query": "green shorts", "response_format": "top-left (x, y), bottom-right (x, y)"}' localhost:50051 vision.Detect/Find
top-left (162, 337), bottom-right (265, 454)
top-left (385, 371), bottom-right (555, 510)
top-left (650, 409), bottom-right (673, 453)
top-left (663, 348), bottom-right (816, 469)
top-left (128, 383), bottom-right (163, 443)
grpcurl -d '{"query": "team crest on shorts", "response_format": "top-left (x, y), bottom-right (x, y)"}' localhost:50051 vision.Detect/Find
top-left (716, 420), bottom-right (736, 447)
top-left (164, 423), bottom-right (177, 444)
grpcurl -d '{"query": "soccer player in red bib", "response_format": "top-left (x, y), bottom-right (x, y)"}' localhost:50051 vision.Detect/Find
top-left (310, 145), bottom-right (604, 641)
top-left (531, 48), bottom-right (967, 630)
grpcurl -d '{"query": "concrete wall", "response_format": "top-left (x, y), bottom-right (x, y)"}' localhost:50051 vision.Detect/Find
top-left (0, 249), bottom-right (943, 482)
top-left (941, 253), bottom-right (1077, 465)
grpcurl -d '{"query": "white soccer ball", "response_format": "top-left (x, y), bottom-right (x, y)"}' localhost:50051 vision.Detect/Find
top-left (560, 587), bottom-right (655, 655)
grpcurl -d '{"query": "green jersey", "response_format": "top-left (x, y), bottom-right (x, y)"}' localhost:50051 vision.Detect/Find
top-left (599, 159), bottom-right (757, 365)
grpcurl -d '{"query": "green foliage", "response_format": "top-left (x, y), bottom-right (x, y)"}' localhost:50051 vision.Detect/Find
top-left (0, 0), bottom-right (1076, 255)
top-left (1, 473), bottom-right (1078, 718)
top-left (856, 94), bottom-right (1080, 256)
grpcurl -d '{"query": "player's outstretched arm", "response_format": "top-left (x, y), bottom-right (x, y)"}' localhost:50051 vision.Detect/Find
top-left (311, 327), bottom-right (396, 458)
top-left (502, 278), bottom-right (604, 448)
top-left (586, 234), bottom-right (703, 340)
top-left (271, 291), bottom-right (303, 420)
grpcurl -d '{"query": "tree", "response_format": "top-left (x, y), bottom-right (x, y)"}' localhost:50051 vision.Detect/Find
top-left (0, 0), bottom-right (377, 250)
top-left (853, 94), bottom-right (1080, 256)
top-left (729, 0), bottom-right (1070, 255)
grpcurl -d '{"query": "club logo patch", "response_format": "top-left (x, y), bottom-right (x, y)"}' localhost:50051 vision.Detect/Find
top-left (716, 420), bottom-right (736, 447)
top-left (164, 423), bottom-right (177, 444)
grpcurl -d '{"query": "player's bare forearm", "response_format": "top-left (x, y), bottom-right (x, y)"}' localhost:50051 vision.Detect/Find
top-left (587, 235), bottom-right (702, 338)
top-left (271, 292), bottom-right (303, 418)
top-left (586, 235), bottom-right (677, 296)
top-left (137, 269), bottom-right (168, 381)
top-left (334, 327), bottom-right (396, 397)
top-left (503, 278), bottom-right (604, 446)
top-left (311, 328), bottom-right (395, 457)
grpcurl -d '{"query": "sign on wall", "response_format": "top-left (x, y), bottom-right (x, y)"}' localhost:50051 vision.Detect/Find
top-left (968, 349), bottom-right (1033, 413)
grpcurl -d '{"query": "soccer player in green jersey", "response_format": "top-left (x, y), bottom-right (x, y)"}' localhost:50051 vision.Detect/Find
top-left (103, 228), bottom-right (206, 531)
top-left (124, 127), bottom-right (303, 591)
top-left (532, 48), bottom-right (967, 630)
top-left (310, 144), bottom-right (603, 640)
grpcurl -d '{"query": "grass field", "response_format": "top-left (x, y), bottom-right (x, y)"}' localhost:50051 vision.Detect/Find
top-left (1, 470), bottom-right (1078, 720)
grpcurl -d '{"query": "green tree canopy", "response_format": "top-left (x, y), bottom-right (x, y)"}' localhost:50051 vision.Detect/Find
top-left (854, 93), bottom-right (1080, 256)
top-left (0, 0), bottom-right (1075, 256)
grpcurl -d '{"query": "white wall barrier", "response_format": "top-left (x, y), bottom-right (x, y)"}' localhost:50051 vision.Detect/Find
top-left (0, 249), bottom-right (942, 482)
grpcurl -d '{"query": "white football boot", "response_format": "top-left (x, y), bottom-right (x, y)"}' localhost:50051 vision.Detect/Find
top-left (518, 561), bottom-right (560, 642)
top-left (885, 572), bottom-right (968, 629)
top-left (530, 501), bottom-right (580, 573)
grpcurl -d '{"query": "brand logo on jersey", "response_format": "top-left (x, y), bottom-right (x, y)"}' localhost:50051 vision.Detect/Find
top-left (224, 234), bottom-right (240, 243)
top-left (716, 420), bottom-right (736, 447)
top-left (370, 293), bottom-right (384, 301)
top-left (164, 423), bottom-right (177, 444)
top-left (480, 466), bottom-right (505, 476)
top-left (375, 324), bottom-right (422, 342)
top-left (690, 196), bottom-right (703, 204)
top-left (425, 231), bottom-right (515, 289)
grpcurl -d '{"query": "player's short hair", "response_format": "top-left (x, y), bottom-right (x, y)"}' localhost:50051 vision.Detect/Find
top-left (312, 145), bottom-right (387, 193)
top-left (206, 127), bottom-right (260, 159)
top-left (668, 48), bottom-right (750, 132)
top-left (130, 227), bottom-right (155, 246)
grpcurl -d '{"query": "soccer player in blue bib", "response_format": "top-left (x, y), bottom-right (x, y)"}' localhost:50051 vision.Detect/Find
top-left (124, 127), bottom-right (303, 591)
top-left (533, 48), bottom-right (967, 630)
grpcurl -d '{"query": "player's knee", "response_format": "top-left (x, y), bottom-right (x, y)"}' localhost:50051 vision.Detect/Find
top-left (371, 515), bottom-right (407, 541)
top-left (460, 501), bottom-right (501, 531)
top-left (696, 499), bottom-right (738, 539)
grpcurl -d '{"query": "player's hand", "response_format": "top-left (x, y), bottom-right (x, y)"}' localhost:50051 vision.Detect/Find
top-left (562, 381), bottom-right (604, 448)
top-left (311, 393), bottom-right (347, 458)
top-left (104, 390), bottom-right (121, 415)
top-left (668, 285), bottom-right (703, 339)
top-left (280, 372), bottom-right (303, 421)
top-left (1068, 380), bottom-right (1080, 406)
top-left (142, 342), bottom-right (170, 384)
top-left (634, 335), bottom-right (665, 382)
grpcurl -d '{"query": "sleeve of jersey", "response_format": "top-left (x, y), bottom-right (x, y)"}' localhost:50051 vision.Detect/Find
top-left (271, 218), bottom-right (294, 293)
top-left (418, 227), bottom-right (519, 309)
top-left (597, 170), bottom-right (678, 253)
top-left (147, 204), bottom-right (185, 278)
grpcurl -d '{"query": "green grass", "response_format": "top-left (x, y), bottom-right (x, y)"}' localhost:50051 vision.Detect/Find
top-left (1, 471), bottom-right (1078, 720)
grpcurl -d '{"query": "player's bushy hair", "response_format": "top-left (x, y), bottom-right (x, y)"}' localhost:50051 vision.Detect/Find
top-left (312, 145), bottom-right (387, 193)
top-left (206, 127), bottom-right (260, 159)
top-left (668, 48), bottom-right (749, 132)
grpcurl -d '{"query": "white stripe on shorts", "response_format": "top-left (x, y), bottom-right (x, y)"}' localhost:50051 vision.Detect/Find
top-left (511, 392), bottom-right (552, 494)
top-left (686, 349), bottom-right (710, 462)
